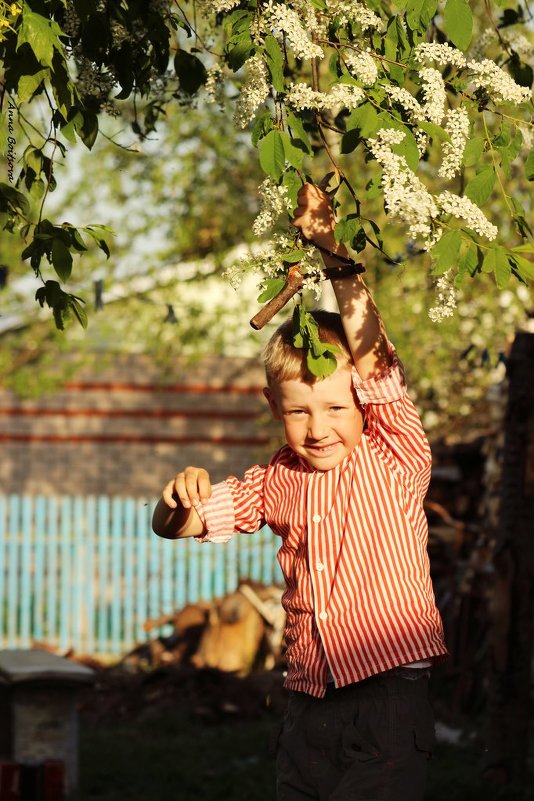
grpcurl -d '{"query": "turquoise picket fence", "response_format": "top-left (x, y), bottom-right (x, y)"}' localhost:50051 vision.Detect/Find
top-left (0, 495), bottom-right (283, 656)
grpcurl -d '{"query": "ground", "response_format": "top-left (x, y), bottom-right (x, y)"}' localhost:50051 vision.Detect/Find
top-left (75, 665), bottom-right (532, 801)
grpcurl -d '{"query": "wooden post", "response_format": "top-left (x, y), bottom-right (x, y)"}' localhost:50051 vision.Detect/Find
top-left (486, 332), bottom-right (534, 786)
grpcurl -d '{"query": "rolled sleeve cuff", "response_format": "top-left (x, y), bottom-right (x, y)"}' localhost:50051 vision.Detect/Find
top-left (352, 342), bottom-right (406, 405)
top-left (194, 482), bottom-right (236, 543)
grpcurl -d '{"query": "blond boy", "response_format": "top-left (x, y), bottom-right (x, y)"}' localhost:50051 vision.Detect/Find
top-left (153, 184), bottom-right (447, 801)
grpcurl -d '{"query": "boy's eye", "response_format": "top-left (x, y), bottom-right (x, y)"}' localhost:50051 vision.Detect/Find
top-left (286, 409), bottom-right (306, 416)
top-left (330, 406), bottom-right (345, 412)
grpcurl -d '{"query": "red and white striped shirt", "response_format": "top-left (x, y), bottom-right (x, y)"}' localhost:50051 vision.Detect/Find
top-left (197, 349), bottom-right (447, 697)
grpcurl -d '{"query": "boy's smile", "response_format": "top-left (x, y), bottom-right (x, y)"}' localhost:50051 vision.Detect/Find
top-left (264, 367), bottom-right (364, 471)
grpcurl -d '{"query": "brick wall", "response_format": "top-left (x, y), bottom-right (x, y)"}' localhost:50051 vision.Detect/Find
top-left (0, 354), bottom-right (280, 498)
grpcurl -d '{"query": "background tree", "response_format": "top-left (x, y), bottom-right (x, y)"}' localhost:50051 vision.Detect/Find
top-left (0, 1), bottom-right (532, 374)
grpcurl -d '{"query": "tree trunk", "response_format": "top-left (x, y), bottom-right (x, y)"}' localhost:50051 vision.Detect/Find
top-left (486, 332), bottom-right (534, 786)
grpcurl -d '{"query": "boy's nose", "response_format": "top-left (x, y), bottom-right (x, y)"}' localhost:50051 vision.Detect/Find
top-left (307, 415), bottom-right (327, 441)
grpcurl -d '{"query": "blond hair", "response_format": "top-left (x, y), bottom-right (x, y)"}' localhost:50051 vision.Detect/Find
top-left (263, 310), bottom-right (353, 386)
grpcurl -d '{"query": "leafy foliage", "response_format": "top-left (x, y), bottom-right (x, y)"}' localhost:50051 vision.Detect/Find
top-left (0, 0), bottom-right (533, 377)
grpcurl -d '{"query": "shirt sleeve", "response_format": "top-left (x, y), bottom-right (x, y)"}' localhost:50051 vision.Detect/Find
top-left (195, 464), bottom-right (267, 543)
top-left (352, 343), bottom-right (432, 501)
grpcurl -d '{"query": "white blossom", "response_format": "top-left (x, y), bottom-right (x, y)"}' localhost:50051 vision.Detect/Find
top-left (467, 59), bottom-right (532, 104)
top-left (204, 63), bottom-right (225, 106)
top-left (438, 191), bottom-right (498, 240)
top-left (252, 179), bottom-right (291, 236)
top-left (233, 55), bottom-right (270, 129)
top-left (325, 1), bottom-right (382, 31)
top-left (263, 1), bottom-right (324, 61)
top-left (344, 49), bottom-right (378, 86)
top-left (413, 42), bottom-right (467, 69)
top-left (368, 129), bottom-right (439, 247)
top-left (196, 0), bottom-right (241, 15)
top-left (286, 81), bottom-right (364, 111)
top-left (429, 270), bottom-right (457, 323)
top-left (439, 107), bottom-right (470, 180)
top-left (384, 84), bottom-right (425, 120)
top-left (420, 68), bottom-right (446, 124)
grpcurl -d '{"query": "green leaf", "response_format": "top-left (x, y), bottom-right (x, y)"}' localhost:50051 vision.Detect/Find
top-left (390, 129), bottom-right (420, 171)
top-left (430, 230), bottom-right (462, 274)
top-left (346, 103), bottom-right (380, 138)
top-left (174, 50), bottom-right (207, 94)
top-left (226, 33), bottom-right (254, 71)
top-left (525, 151), bottom-right (534, 181)
top-left (406, 0), bottom-right (438, 33)
top-left (51, 237), bottom-right (73, 281)
top-left (258, 130), bottom-right (285, 179)
top-left (17, 8), bottom-right (65, 68)
top-left (17, 69), bottom-right (48, 102)
top-left (464, 166), bottom-right (496, 205)
top-left (443, 0), bottom-right (473, 50)
top-left (282, 249), bottom-right (307, 264)
top-left (251, 111), bottom-right (274, 148)
top-left (282, 169), bottom-right (303, 213)
top-left (511, 254), bottom-right (534, 282)
top-left (494, 251), bottom-right (512, 289)
top-left (307, 349), bottom-right (338, 378)
top-left (258, 277), bottom-right (285, 303)
top-left (264, 35), bottom-right (285, 93)
top-left (335, 214), bottom-right (363, 248)
top-left (416, 121), bottom-right (452, 143)
top-left (463, 137), bottom-right (484, 168)
top-left (70, 297), bottom-right (88, 329)
top-left (482, 246), bottom-right (510, 288)
top-left (287, 112), bottom-right (312, 155)
top-left (279, 131), bottom-right (305, 170)
top-left (456, 244), bottom-right (478, 284)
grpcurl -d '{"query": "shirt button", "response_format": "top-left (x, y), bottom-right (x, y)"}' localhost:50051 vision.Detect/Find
top-left (319, 611), bottom-right (328, 621)
top-left (316, 562), bottom-right (325, 572)
top-left (312, 514), bottom-right (321, 523)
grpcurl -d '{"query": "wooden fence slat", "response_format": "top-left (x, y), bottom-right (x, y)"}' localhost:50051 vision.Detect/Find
top-left (85, 497), bottom-right (96, 654)
top-left (7, 495), bottom-right (20, 648)
top-left (33, 496), bottom-right (46, 643)
top-left (0, 495), bottom-right (283, 655)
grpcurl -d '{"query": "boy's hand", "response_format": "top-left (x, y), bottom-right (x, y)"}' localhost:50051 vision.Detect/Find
top-left (162, 467), bottom-right (212, 510)
top-left (291, 183), bottom-right (337, 251)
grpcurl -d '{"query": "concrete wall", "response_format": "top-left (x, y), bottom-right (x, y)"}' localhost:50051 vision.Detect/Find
top-left (0, 354), bottom-right (279, 498)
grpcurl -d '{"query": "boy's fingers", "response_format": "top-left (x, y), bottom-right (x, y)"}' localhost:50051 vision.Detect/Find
top-left (162, 479), bottom-right (178, 508)
top-left (197, 470), bottom-right (212, 502)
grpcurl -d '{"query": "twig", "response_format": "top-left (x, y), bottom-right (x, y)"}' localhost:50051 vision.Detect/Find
top-left (250, 266), bottom-right (303, 330)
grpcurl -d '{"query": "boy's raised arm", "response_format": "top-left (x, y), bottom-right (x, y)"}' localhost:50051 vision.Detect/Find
top-left (292, 183), bottom-right (391, 380)
top-left (152, 467), bottom-right (211, 539)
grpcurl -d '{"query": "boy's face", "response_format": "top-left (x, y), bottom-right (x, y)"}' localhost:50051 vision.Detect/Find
top-left (264, 367), bottom-right (364, 471)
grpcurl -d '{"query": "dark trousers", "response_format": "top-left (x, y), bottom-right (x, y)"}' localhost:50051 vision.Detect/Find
top-left (274, 669), bottom-right (435, 801)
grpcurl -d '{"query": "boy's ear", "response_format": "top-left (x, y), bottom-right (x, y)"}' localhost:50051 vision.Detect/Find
top-left (263, 387), bottom-right (281, 420)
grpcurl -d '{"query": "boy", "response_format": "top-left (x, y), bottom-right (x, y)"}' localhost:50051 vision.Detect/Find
top-left (152, 183), bottom-right (447, 801)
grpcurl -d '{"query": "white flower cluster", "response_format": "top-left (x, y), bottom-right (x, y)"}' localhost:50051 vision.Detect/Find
top-left (344, 49), bottom-right (378, 86)
top-left (204, 63), bottom-right (225, 106)
top-left (414, 42), bottom-right (467, 69)
top-left (286, 82), bottom-right (364, 111)
top-left (325, 1), bottom-right (382, 32)
top-left (368, 129), bottom-right (439, 246)
top-left (263, 1), bottom-right (324, 60)
top-left (233, 55), bottom-right (270, 129)
top-left (419, 68), bottom-right (446, 123)
top-left (428, 270), bottom-right (457, 323)
top-left (438, 191), bottom-right (498, 240)
top-left (252, 179), bottom-right (291, 236)
top-left (228, 232), bottom-right (323, 298)
top-left (384, 84), bottom-right (424, 120)
top-left (196, 0), bottom-right (241, 15)
top-left (438, 107), bottom-right (470, 180)
top-left (467, 59), bottom-right (532, 104)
